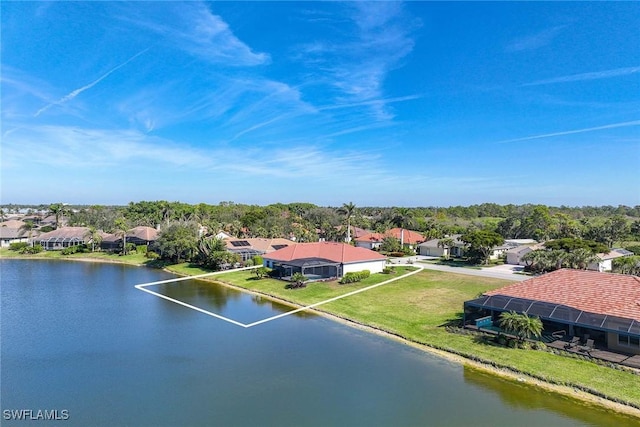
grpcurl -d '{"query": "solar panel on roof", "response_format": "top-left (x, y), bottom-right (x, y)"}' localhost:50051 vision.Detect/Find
top-left (272, 244), bottom-right (288, 250)
top-left (230, 240), bottom-right (251, 247)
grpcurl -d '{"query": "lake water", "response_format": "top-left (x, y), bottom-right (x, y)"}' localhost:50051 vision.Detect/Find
top-left (1, 259), bottom-right (637, 426)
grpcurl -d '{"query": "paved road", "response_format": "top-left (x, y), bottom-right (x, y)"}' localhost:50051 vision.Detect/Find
top-left (389, 257), bottom-right (530, 282)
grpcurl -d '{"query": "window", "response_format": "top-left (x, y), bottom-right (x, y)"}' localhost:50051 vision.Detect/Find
top-left (618, 334), bottom-right (640, 349)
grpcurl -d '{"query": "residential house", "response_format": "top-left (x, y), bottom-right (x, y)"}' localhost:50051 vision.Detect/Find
top-left (588, 248), bottom-right (634, 272)
top-left (224, 237), bottom-right (295, 262)
top-left (37, 227), bottom-right (90, 250)
top-left (355, 228), bottom-right (425, 251)
top-left (263, 242), bottom-right (387, 280)
top-left (505, 243), bottom-right (544, 265)
top-left (464, 269), bottom-right (640, 355)
top-left (101, 226), bottom-right (159, 251)
top-left (0, 227), bottom-right (30, 248)
top-left (418, 235), bottom-right (465, 257)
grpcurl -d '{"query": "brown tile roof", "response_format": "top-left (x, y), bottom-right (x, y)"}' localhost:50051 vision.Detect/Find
top-left (355, 232), bottom-right (385, 243)
top-left (37, 227), bottom-right (90, 240)
top-left (128, 226), bottom-right (158, 241)
top-left (355, 228), bottom-right (425, 245)
top-left (264, 242), bottom-right (386, 264)
top-left (485, 269), bottom-right (640, 321)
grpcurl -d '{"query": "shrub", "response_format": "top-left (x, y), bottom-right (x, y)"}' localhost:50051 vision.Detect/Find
top-left (145, 251), bottom-right (160, 260)
top-left (244, 259), bottom-right (254, 267)
top-left (136, 245), bottom-right (148, 254)
top-left (9, 242), bottom-right (29, 251)
top-left (61, 245), bottom-right (80, 255)
top-left (252, 255), bottom-right (264, 266)
top-left (20, 244), bottom-right (43, 254)
top-left (254, 266), bottom-right (270, 279)
top-left (382, 267), bottom-right (395, 274)
top-left (339, 270), bottom-right (370, 284)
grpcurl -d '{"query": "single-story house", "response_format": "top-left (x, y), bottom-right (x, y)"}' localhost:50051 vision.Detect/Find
top-left (263, 242), bottom-right (387, 280)
top-left (588, 248), bottom-right (634, 272)
top-left (355, 228), bottom-right (425, 250)
top-left (0, 227), bottom-right (30, 248)
top-left (224, 237), bottom-right (295, 261)
top-left (101, 226), bottom-right (158, 250)
top-left (37, 227), bottom-right (90, 250)
top-left (505, 243), bottom-right (545, 265)
top-left (418, 235), bottom-right (465, 257)
top-left (464, 269), bottom-right (640, 355)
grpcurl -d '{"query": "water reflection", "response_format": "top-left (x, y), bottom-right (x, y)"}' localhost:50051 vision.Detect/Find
top-left (463, 366), bottom-right (640, 426)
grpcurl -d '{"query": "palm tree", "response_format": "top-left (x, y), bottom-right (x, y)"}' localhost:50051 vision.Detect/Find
top-left (338, 202), bottom-right (357, 243)
top-left (84, 227), bottom-right (103, 252)
top-left (499, 311), bottom-right (543, 342)
top-left (18, 221), bottom-right (36, 246)
top-left (437, 237), bottom-right (455, 259)
top-left (567, 248), bottom-right (599, 270)
top-left (48, 203), bottom-right (69, 229)
top-left (114, 218), bottom-right (129, 255)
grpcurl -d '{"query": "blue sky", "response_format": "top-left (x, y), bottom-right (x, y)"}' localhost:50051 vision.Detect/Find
top-left (2, 1), bottom-right (639, 207)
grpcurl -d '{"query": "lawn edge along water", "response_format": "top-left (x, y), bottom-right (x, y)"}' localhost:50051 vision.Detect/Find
top-left (185, 266), bottom-right (640, 419)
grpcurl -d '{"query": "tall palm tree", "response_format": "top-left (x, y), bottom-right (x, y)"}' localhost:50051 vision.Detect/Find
top-left (84, 227), bottom-right (103, 252)
top-left (47, 203), bottom-right (69, 229)
top-left (18, 221), bottom-right (36, 246)
top-left (114, 218), bottom-right (129, 255)
top-left (437, 237), bottom-right (455, 259)
top-left (338, 202), bottom-right (356, 243)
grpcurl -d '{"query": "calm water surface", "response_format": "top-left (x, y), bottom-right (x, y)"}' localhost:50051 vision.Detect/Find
top-left (1, 260), bottom-right (637, 426)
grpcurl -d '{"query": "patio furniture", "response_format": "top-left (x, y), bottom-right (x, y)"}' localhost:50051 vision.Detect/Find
top-left (565, 336), bottom-right (580, 349)
top-left (579, 339), bottom-right (595, 354)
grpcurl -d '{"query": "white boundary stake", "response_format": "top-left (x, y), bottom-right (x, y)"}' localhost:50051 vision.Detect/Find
top-left (135, 264), bottom-right (423, 328)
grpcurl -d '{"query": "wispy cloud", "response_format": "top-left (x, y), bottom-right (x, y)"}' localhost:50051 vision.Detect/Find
top-left (34, 48), bottom-right (149, 117)
top-left (505, 25), bottom-right (565, 52)
top-left (119, 2), bottom-right (269, 67)
top-left (523, 66), bottom-right (640, 86)
top-left (497, 120), bottom-right (640, 144)
top-left (294, 2), bottom-right (418, 121)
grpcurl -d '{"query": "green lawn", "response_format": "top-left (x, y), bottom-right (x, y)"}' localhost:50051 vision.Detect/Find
top-left (0, 248), bottom-right (151, 266)
top-left (5, 250), bottom-right (639, 410)
top-left (209, 267), bottom-right (640, 409)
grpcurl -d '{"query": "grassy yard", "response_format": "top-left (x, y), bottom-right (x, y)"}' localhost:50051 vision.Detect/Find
top-left (209, 267), bottom-right (640, 409)
top-left (0, 247), bottom-right (152, 266)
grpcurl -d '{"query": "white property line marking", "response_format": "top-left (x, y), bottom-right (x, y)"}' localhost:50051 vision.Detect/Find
top-left (135, 264), bottom-right (423, 328)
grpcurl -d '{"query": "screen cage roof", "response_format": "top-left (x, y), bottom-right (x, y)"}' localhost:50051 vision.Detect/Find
top-left (466, 294), bottom-right (640, 336)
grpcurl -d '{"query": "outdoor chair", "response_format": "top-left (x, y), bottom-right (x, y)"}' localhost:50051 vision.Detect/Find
top-left (579, 339), bottom-right (595, 354)
top-left (565, 336), bottom-right (580, 349)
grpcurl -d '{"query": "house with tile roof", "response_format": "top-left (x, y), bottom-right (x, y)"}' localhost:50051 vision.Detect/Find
top-left (464, 269), bottom-right (640, 355)
top-left (355, 228), bottom-right (425, 251)
top-left (101, 226), bottom-right (158, 251)
top-left (0, 227), bottom-right (30, 248)
top-left (36, 227), bottom-right (90, 250)
top-left (224, 237), bottom-right (295, 261)
top-left (587, 248), bottom-right (634, 272)
top-left (263, 242), bottom-right (387, 280)
top-left (418, 235), bottom-right (466, 257)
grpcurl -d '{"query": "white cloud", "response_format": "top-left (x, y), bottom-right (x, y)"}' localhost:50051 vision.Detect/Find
top-left (497, 120), bottom-right (640, 144)
top-left (119, 2), bottom-right (269, 67)
top-left (523, 66), bottom-right (640, 86)
top-left (505, 25), bottom-right (565, 52)
top-left (34, 48), bottom-right (149, 117)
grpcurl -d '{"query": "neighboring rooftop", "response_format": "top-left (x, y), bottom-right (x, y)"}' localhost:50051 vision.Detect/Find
top-left (264, 242), bottom-right (386, 264)
top-left (485, 269), bottom-right (640, 322)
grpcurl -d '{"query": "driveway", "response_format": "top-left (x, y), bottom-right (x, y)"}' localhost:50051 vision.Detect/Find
top-left (388, 256), bottom-right (530, 282)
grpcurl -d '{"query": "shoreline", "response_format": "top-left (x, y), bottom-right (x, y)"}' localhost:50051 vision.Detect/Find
top-left (201, 276), bottom-right (640, 419)
top-left (4, 254), bottom-right (640, 419)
